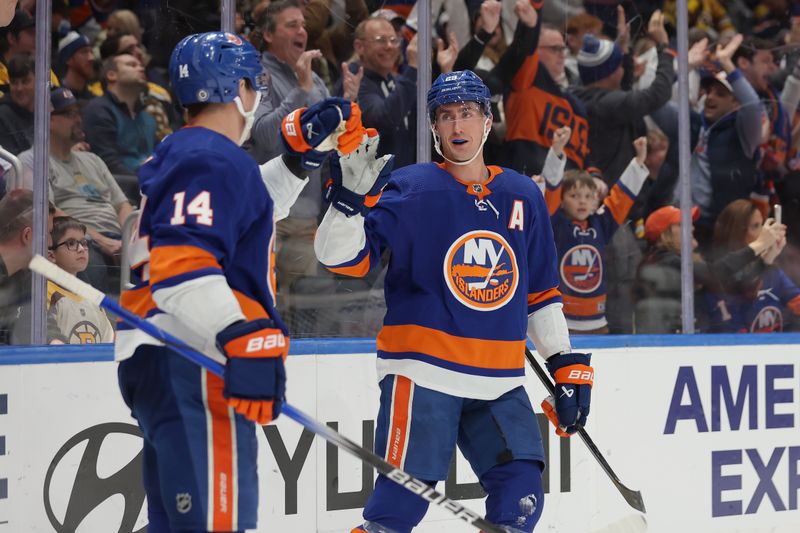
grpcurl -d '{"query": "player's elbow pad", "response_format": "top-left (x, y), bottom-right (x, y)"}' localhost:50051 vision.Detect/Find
top-left (527, 302), bottom-right (571, 357)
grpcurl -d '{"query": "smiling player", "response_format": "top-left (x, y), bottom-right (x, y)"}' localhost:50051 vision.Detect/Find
top-left (314, 70), bottom-right (594, 532)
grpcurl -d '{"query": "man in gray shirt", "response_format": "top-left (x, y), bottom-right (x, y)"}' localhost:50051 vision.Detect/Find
top-left (18, 88), bottom-right (133, 293)
top-left (247, 0), bottom-right (359, 319)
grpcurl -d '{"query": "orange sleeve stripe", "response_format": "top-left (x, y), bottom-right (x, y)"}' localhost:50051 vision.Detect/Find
top-left (562, 293), bottom-right (607, 317)
top-left (377, 324), bottom-right (525, 370)
top-left (149, 245), bottom-right (222, 286)
top-left (281, 108), bottom-right (313, 153)
top-left (120, 285), bottom-right (158, 318)
top-left (327, 253), bottom-right (371, 278)
top-left (544, 186), bottom-right (561, 215)
top-left (232, 289), bottom-right (270, 321)
top-left (511, 52), bottom-right (540, 92)
top-left (528, 287), bottom-right (562, 308)
top-left (604, 185), bottom-right (635, 226)
top-left (788, 295), bottom-right (800, 316)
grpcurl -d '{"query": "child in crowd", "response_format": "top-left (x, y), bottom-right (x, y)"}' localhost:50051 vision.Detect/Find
top-left (47, 216), bottom-right (114, 344)
top-left (543, 133), bottom-right (650, 333)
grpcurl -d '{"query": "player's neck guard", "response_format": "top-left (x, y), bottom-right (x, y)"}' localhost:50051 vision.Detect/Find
top-left (234, 91), bottom-right (262, 146)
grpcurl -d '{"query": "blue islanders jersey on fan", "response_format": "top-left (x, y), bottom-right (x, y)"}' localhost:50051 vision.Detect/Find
top-left (544, 160), bottom-right (648, 330)
top-left (319, 163), bottom-right (562, 400)
top-left (115, 126), bottom-right (285, 360)
top-left (709, 268), bottom-right (800, 333)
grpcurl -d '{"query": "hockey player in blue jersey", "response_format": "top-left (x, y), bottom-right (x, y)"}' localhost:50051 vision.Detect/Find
top-left (115, 32), bottom-right (365, 533)
top-left (315, 70), bottom-right (594, 532)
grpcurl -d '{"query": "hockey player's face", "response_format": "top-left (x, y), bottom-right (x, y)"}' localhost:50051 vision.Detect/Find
top-left (561, 184), bottom-right (595, 221)
top-left (434, 102), bottom-right (489, 161)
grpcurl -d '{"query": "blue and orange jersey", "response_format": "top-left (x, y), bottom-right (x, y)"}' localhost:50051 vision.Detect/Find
top-left (115, 127), bottom-right (285, 360)
top-left (544, 159), bottom-right (648, 330)
top-left (709, 268), bottom-right (800, 333)
top-left (505, 21), bottom-right (590, 171)
top-left (317, 163), bottom-right (562, 400)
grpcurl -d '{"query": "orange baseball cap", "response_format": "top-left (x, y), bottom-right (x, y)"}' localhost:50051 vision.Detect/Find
top-left (644, 206), bottom-right (699, 242)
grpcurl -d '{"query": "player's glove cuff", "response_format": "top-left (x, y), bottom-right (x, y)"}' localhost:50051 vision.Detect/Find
top-left (216, 318), bottom-right (288, 360)
top-left (544, 352), bottom-right (593, 436)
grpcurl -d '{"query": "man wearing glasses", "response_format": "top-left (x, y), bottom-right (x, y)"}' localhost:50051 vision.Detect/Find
top-left (18, 88), bottom-right (134, 294)
top-left (352, 16), bottom-right (418, 168)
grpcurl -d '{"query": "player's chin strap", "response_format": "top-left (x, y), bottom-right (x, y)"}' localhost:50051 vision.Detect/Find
top-left (430, 117), bottom-right (491, 166)
top-left (234, 90), bottom-right (263, 146)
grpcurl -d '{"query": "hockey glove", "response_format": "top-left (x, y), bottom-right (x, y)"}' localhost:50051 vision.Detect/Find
top-left (216, 319), bottom-right (288, 425)
top-left (541, 352), bottom-right (593, 437)
top-left (280, 98), bottom-right (366, 170)
top-left (324, 130), bottom-right (394, 217)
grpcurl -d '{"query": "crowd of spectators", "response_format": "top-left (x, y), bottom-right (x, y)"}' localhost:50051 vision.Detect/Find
top-left (1, 0), bottom-right (800, 344)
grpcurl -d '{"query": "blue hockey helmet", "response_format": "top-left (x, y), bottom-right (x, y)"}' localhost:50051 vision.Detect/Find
top-left (426, 70), bottom-right (491, 121)
top-left (169, 32), bottom-right (266, 107)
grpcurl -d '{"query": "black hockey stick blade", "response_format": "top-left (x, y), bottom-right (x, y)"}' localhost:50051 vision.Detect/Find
top-left (525, 347), bottom-right (646, 513)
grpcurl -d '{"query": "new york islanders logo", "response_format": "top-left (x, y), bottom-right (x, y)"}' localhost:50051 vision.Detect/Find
top-left (750, 305), bottom-right (783, 333)
top-left (560, 244), bottom-right (602, 293)
top-left (443, 230), bottom-right (518, 311)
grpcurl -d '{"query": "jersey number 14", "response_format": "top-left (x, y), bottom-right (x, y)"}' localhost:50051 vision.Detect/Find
top-left (170, 191), bottom-right (214, 226)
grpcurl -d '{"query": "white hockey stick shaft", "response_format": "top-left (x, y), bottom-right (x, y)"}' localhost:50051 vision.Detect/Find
top-left (28, 255), bottom-right (506, 533)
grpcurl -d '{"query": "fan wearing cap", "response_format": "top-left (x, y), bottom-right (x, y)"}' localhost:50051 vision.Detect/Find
top-left (571, 9), bottom-right (673, 186)
top-left (541, 135), bottom-right (651, 334)
top-left (57, 31), bottom-right (100, 102)
top-left (671, 34), bottom-right (765, 250)
top-left (0, 9), bottom-right (60, 95)
top-left (634, 206), bottom-right (705, 333)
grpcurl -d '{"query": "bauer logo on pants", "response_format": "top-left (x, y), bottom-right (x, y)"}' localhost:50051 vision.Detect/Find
top-left (443, 230), bottom-right (518, 311)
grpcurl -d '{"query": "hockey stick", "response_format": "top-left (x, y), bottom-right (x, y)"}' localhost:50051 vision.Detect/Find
top-left (29, 255), bottom-right (506, 533)
top-left (525, 347), bottom-right (646, 513)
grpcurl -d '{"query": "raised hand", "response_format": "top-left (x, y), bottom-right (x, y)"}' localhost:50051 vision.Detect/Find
top-left (715, 33), bottom-right (743, 73)
top-left (551, 126), bottom-right (571, 157)
top-left (688, 37), bottom-right (709, 69)
top-left (633, 136), bottom-right (648, 166)
top-left (342, 62), bottom-right (364, 102)
top-left (647, 9), bottom-right (669, 46)
top-left (617, 4), bottom-right (631, 53)
top-left (436, 32), bottom-right (459, 74)
top-left (514, 0), bottom-right (538, 29)
top-left (295, 49), bottom-right (323, 92)
top-left (480, 0), bottom-right (502, 34)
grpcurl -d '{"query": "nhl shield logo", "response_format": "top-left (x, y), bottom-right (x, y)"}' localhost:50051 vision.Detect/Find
top-left (443, 230), bottom-right (518, 311)
top-left (750, 305), bottom-right (783, 333)
top-left (560, 244), bottom-right (602, 294)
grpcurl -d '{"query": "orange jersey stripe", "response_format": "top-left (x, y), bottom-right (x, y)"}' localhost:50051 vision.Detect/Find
top-left (386, 375), bottom-right (412, 468)
top-left (788, 295), bottom-right (800, 316)
top-left (120, 285), bottom-right (158, 318)
top-left (377, 324), bottom-right (524, 370)
top-left (327, 253), bottom-right (371, 278)
top-left (149, 245), bottom-right (222, 286)
top-left (206, 372), bottom-right (235, 531)
top-left (562, 293), bottom-right (606, 317)
top-left (604, 185), bottom-right (635, 226)
top-left (528, 287), bottom-right (562, 308)
top-left (232, 289), bottom-right (270, 321)
top-left (544, 185), bottom-right (561, 215)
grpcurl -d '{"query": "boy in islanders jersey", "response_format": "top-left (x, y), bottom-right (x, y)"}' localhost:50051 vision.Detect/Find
top-left (315, 70), bottom-right (593, 533)
top-left (542, 136), bottom-right (650, 333)
top-left (115, 32), bottom-right (364, 533)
